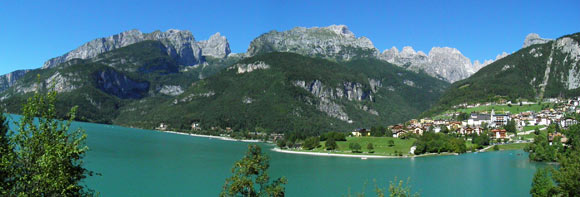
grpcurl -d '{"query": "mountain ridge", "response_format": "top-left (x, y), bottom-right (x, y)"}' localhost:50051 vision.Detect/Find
top-left (24, 25), bottom-right (511, 85)
top-left (423, 32), bottom-right (580, 116)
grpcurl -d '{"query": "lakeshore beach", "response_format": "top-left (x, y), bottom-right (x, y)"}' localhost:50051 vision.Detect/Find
top-left (157, 130), bottom-right (262, 143)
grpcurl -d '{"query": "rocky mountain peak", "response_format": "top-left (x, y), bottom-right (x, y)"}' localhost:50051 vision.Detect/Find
top-left (0, 69), bottom-right (30, 92)
top-left (246, 24), bottom-right (378, 60)
top-left (523, 33), bottom-right (552, 48)
top-left (429, 47), bottom-right (460, 55)
top-left (198, 32), bottom-right (231, 58)
top-left (41, 29), bottom-right (233, 69)
top-left (401, 46), bottom-right (417, 56)
top-left (324, 25), bottom-right (355, 38)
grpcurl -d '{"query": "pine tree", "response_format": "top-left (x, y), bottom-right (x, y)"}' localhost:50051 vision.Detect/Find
top-left (530, 167), bottom-right (554, 197)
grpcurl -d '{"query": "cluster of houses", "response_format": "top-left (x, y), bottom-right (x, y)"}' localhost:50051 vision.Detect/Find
top-left (354, 97), bottom-right (580, 141)
top-left (376, 109), bottom-right (515, 139)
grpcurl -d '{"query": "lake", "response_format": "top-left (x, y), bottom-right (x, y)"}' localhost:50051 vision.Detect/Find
top-left (7, 116), bottom-right (544, 196)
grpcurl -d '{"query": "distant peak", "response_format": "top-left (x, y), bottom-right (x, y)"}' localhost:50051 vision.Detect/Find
top-left (383, 46), bottom-right (399, 54)
top-left (324, 24), bottom-right (354, 38)
top-left (526, 33), bottom-right (541, 40)
top-left (429, 47), bottom-right (461, 55)
top-left (401, 46), bottom-right (416, 55)
top-left (523, 33), bottom-right (552, 48)
top-left (166, 29), bottom-right (182, 33)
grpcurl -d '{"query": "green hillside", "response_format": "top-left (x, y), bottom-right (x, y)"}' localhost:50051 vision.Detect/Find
top-left (114, 52), bottom-right (449, 134)
top-left (1, 40), bottom-right (449, 134)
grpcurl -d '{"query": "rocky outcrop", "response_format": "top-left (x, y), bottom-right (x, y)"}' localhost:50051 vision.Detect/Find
top-left (523, 33), bottom-right (552, 48)
top-left (159, 85), bottom-right (184, 96)
top-left (43, 29), bottom-right (230, 69)
top-left (292, 79), bottom-right (376, 122)
top-left (0, 69), bottom-right (30, 92)
top-left (247, 25), bottom-right (378, 60)
top-left (379, 46), bottom-right (508, 83)
top-left (45, 72), bottom-right (79, 93)
top-left (230, 61), bottom-right (270, 74)
top-left (244, 25), bottom-right (512, 83)
top-left (198, 32), bottom-right (231, 58)
top-left (293, 80), bottom-right (372, 102)
top-left (556, 37), bottom-right (580, 90)
top-left (94, 69), bottom-right (150, 99)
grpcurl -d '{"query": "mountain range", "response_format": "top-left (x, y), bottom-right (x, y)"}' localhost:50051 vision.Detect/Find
top-left (424, 32), bottom-right (580, 116)
top-left (2, 25), bottom-right (514, 88)
top-left (0, 24), bottom-right (575, 133)
top-left (0, 25), bottom-right (451, 133)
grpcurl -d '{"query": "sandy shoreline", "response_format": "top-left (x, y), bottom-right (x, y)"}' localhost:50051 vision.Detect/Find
top-left (158, 130), bottom-right (261, 143)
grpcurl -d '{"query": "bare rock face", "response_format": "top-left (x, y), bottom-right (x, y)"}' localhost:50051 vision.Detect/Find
top-left (246, 25), bottom-right (379, 60)
top-left (523, 33), bottom-right (552, 48)
top-left (42, 29), bottom-right (230, 69)
top-left (555, 37), bottom-right (580, 90)
top-left (292, 79), bottom-right (376, 122)
top-left (245, 25), bottom-right (508, 83)
top-left (159, 85), bottom-right (184, 96)
top-left (198, 32), bottom-right (231, 58)
top-left (228, 61), bottom-right (270, 74)
top-left (94, 69), bottom-right (150, 99)
top-left (0, 69), bottom-right (30, 92)
top-left (379, 46), bottom-right (509, 83)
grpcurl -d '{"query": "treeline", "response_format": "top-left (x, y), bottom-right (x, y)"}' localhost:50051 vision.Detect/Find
top-left (528, 123), bottom-right (580, 196)
top-left (525, 124), bottom-right (569, 162)
top-left (413, 132), bottom-right (467, 154)
top-left (276, 132), bottom-right (347, 150)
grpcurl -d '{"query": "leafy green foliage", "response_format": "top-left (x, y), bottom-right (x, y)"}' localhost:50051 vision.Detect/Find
top-left (303, 137), bottom-right (320, 150)
top-left (553, 150), bottom-right (580, 196)
top-left (527, 123), bottom-right (580, 196)
top-left (221, 145), bottom-right (287, 197)
top-left (388, 140), bottom-right (395, 147)
top-left (530, 167), bottom-right (555, 197)
top-left (2, 90), bottom-right (93, 196)
top-left (0, 111), bottom-right (12, 194)
top-left (367, 143), bottom-right (374, 153)
top-left (349, 142), bottom-right (362, 153)
top-left (349, 177), bottom-right (420, 197)
top-left (320, 132), bottom-right (347, 141)
top-left (276, 139), bottom-right (286, 149)
top-left (525, 132), bottom-right (562, 162)
top-left (325, 138), bottom-right (338, 150)
top-left (471, 132), bottom-right (491, 149)
top-left (504, 119), bottom-right (517, 134)
top-left (413, 133), bottom-right (467, 154)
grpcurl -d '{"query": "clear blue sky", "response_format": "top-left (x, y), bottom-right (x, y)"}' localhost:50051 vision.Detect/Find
top-left (1, 0), bottom-right (579, 74)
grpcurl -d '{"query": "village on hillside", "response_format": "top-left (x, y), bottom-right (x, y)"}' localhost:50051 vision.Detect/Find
top-left (363, 97), bottom-right (580, 144)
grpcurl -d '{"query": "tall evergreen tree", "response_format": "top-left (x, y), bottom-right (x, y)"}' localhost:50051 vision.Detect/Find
top-left (530, 167), bottom-right (554, 197)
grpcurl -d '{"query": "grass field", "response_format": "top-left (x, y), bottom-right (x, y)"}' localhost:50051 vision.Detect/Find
top-left (297, 137), bottom-right (416, 156)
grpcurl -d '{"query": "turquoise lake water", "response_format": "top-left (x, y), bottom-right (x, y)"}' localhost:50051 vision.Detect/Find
top-left (7, 116), bottom-right (544, 196)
